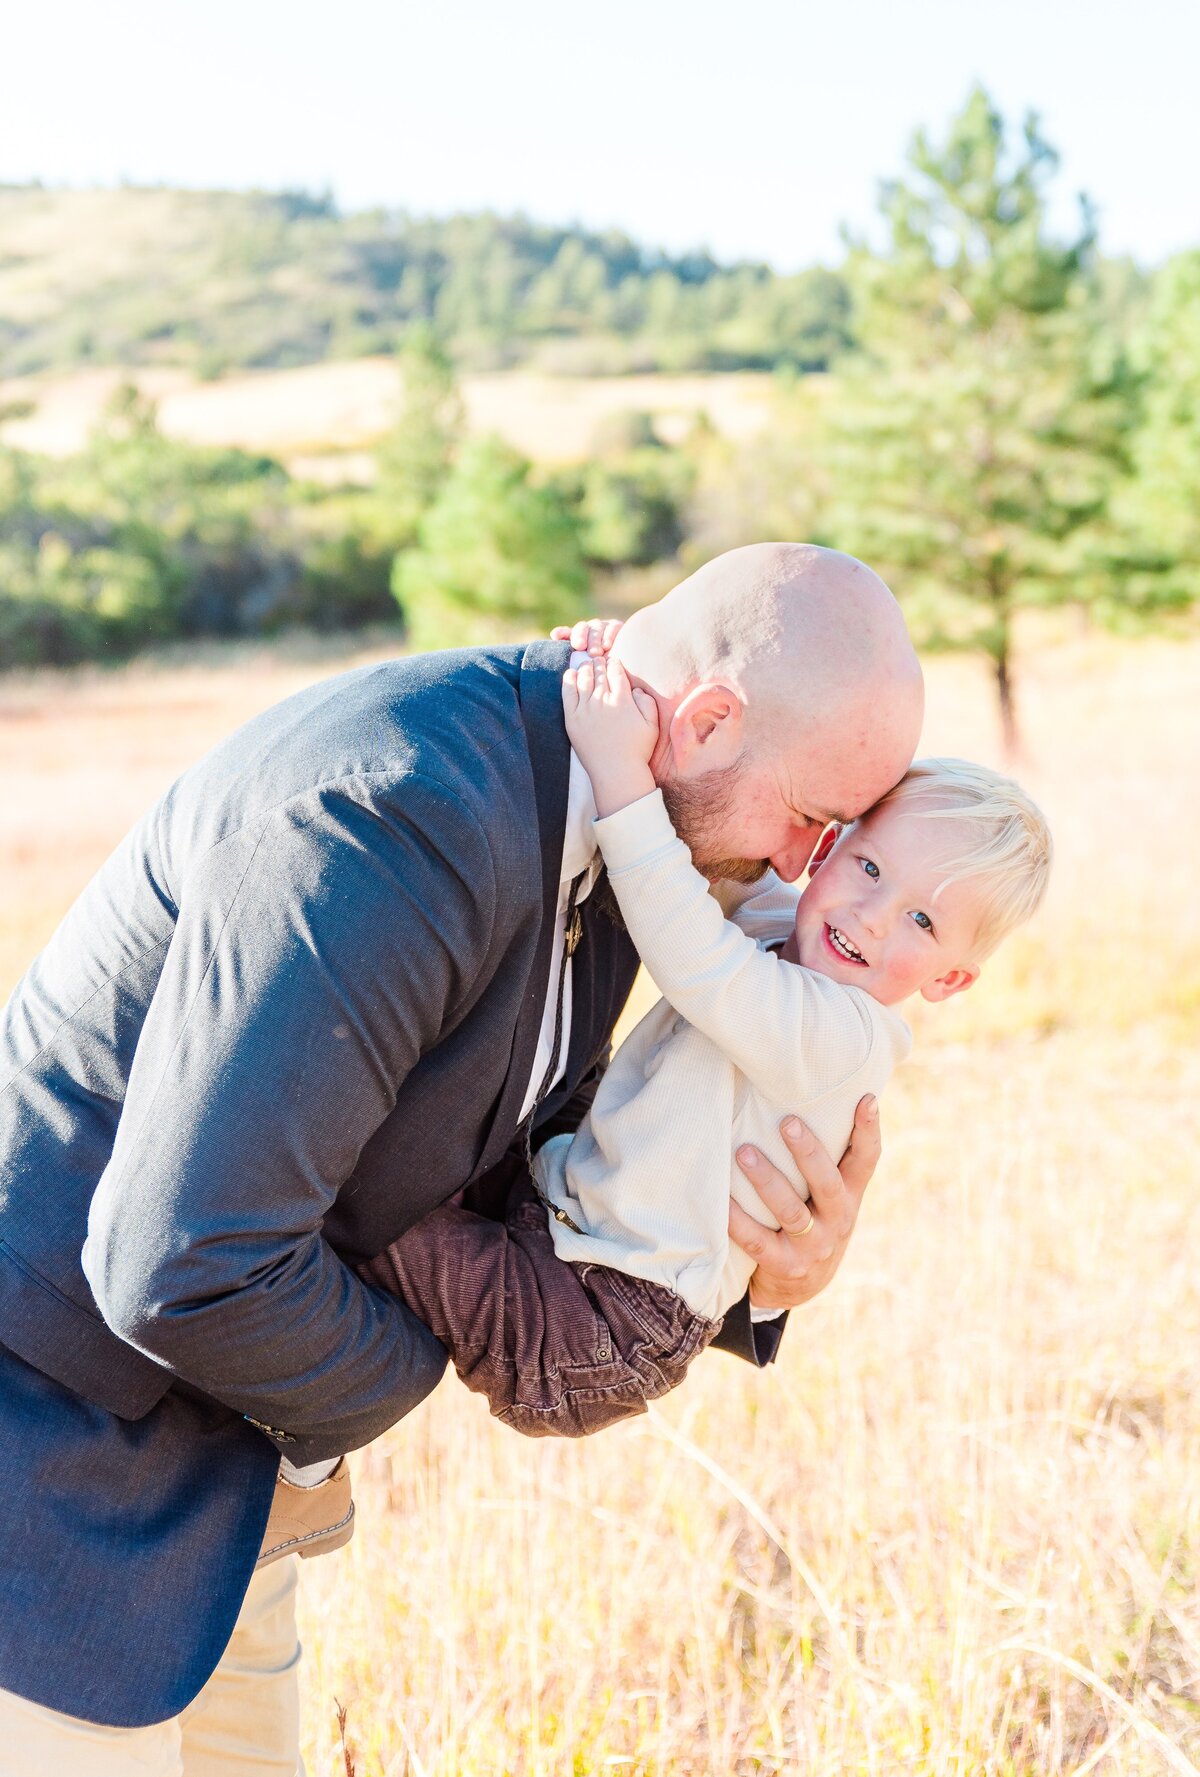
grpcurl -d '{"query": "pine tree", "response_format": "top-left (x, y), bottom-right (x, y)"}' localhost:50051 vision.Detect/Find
top-left (1120, 252), bottom-right (1200, 605)
top-left (393, 436), bottom-right (588, 650)
top-left (374, 326), bottom-right (465, 549)
top-left (814, 87), bottom-right (1131, 751)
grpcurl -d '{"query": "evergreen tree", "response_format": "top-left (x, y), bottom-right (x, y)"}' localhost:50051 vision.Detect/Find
top-left (393, 436), bottom-right (588, 650)
top-left (373, 326), bottom-right (465, 548)
top-left (811, 87), bottom-right (1131, 750)
top-left (1122, 251), bottom-right (1200, 602)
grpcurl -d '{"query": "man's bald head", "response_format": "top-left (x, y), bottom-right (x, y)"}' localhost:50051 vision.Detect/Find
top-left (614, 542), bottom-right (924, 880)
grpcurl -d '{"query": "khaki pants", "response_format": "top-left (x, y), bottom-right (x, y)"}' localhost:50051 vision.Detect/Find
top-left (0, 1557), bottom-right (303, 1775)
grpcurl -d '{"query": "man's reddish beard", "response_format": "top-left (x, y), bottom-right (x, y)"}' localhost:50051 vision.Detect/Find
top-left (660, 763), bottom-right (770, 885)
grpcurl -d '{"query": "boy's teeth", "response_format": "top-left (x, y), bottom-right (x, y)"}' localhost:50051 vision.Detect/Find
top-left (830, 927), bottom-right (866, 963)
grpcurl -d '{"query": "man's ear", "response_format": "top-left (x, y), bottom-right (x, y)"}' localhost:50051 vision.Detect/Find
top-left (807, 825), bottom-right (840, 878)
top-left (667, 682), bottom-right (743, 771)
top-left (920, 965), bottom-right (979, 1004)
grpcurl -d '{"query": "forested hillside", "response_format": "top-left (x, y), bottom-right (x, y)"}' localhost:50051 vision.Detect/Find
top-left (2, 92), bottom-right (1196, 714)
top-left (0, 185), bottom-right (852, 378)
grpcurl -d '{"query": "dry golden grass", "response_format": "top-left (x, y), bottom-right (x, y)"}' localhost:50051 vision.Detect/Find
top-left (1, 629), bottom-right (1198, 1774)
top-left (0, 361), bottom-right (774, 468)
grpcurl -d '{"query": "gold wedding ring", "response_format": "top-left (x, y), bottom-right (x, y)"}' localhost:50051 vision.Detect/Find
top-left (795, 1208), bottom-right (816, 1238)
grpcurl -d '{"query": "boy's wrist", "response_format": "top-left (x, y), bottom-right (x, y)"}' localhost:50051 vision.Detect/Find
top-left (589, 762), bottom-right (656, 819)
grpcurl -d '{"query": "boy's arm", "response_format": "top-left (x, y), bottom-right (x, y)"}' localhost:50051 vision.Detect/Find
top-left (361, 1187), bottom-right (701, 1438)
top-left (561, 654), bottom-right (879, 1110)
top-left (596, 790), bottom-right (878, 1107)
top-left (714, 871), bottom-right (802, 948)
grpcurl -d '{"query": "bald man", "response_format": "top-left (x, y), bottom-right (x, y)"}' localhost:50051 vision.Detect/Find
top-left (0, 543), bottom-right (921, 1771)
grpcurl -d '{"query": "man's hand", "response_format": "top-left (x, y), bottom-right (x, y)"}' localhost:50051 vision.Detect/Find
top-left (728, 1095), bottom-right (881, 1311)
top-left (551, 618), bottom-right (623, 657)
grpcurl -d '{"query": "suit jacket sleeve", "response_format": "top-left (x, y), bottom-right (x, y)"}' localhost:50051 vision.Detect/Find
top-left (82, 774), bottom-right (497, 1462)
top-left (709, 1296), bottom-right (788, 1365)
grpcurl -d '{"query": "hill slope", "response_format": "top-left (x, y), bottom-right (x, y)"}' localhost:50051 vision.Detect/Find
top-left (0, 185), bottom-right (852, 379)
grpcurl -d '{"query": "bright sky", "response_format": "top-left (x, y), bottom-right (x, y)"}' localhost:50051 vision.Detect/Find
top-left (4, 0), bottom-right (1197, 270)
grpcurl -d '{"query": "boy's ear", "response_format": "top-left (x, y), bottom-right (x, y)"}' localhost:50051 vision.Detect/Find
top-left (920, 964), bottom-right (979, 1004)
top-left (668, 683), bottom-right (743, 770)
top-left (807, 824), bottom-right (840, 878)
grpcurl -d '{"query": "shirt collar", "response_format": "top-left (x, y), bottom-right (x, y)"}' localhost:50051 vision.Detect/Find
top-left (561, 648), bottom-right (601, 888)
top-left (562, 748), bottom-right (600, 886)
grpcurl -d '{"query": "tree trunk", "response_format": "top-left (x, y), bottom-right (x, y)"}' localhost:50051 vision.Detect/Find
top-left (995, 638), bottom-right (1020, 758)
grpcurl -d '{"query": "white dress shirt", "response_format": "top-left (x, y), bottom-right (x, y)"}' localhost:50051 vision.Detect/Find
top-left (517, 747), bottom-right (602, 1122)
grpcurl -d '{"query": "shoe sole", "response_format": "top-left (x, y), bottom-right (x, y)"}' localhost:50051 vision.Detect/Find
top-left (257, 1502), bottom-right (356, 1570)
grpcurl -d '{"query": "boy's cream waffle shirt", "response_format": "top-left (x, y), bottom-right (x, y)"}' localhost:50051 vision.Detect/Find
top-left (534, 790), bottom-right (911, 1322)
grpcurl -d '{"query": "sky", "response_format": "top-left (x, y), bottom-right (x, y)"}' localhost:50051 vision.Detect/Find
top-left (4, 0), bottom-right (1198, 271)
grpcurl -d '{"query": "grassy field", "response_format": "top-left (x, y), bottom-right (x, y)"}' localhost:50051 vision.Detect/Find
top-left (1, 629), bottom-right (1198, 1774)
top-left (0, 361), bottom-right (775, 470)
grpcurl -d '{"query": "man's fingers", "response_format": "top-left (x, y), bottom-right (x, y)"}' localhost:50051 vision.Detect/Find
top-left (743, 1137), bottom-right (824, 1236)
top-left (839, 1096), bottom-right (881, 1203)
top-left (728, 1201), bottom-right (834, 1272)
top-left (727, 1197), bottom-right (772, 1260)
top-left (732, 1113), bottom-right (874, 1311)
top-left (777, 1116), bottom-right (847, 1215)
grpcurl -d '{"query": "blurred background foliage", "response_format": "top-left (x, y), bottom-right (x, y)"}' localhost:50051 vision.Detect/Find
top-left (0, 184), bottom-right (854, 380)
top-left (2, 86), bottom-right (1197, 745)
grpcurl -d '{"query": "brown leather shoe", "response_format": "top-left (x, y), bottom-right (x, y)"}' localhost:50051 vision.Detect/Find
top-left (257, 1458), bottom-right (355, 1569)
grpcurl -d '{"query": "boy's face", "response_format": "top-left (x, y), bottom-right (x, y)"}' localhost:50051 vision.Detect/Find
top-left (782, 799), bottom-right (982, 1008)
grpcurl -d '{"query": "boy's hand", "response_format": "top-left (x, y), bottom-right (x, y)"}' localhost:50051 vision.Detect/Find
top-left (551, 618), bottom-right (623, 657)
top-left (562, 656), bottom-right (659, 818)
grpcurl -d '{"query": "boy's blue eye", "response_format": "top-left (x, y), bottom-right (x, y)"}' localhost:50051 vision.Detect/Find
top-left (910, 910), bottom-right (933, 931)
top-left (859, 858), bottom-right (879, 879)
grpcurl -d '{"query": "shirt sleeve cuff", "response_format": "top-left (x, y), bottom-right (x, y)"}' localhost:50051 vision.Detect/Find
top-left (592, 788), bottom-right (676, 871)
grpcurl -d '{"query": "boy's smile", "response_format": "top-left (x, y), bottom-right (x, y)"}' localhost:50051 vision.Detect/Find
top-left (781, 799), bottom-right (983, 1008)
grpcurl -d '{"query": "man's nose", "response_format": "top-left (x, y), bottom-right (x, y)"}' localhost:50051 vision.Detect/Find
top-left (771, 827), bottom-right (821, 884)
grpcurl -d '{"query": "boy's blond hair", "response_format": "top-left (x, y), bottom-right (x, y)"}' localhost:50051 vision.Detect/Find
top-left (874, 757), bottom-right (1052, 957)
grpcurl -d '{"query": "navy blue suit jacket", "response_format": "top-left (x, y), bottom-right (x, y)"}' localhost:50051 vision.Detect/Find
top-left (0, 641), bottom-right (778, 1726)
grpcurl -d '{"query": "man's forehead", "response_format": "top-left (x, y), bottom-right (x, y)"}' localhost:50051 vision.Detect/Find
top-left (781, 692), bottom-right (916, 820)
top-left (784, 752), bottom-right (876, 828)
top-left (784, 702), bottom-right (910, 795)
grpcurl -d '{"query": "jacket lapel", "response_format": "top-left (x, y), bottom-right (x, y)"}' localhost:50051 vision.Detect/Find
top-left (472, 640), bottom-right (572, 1176)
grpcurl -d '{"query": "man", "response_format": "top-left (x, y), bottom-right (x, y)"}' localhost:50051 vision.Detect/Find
top-left (0, 542), bottom-right (923, 1771)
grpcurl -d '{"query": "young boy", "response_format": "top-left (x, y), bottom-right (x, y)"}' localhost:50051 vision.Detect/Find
top-left (260, 653), bottom-right (1051, 1560)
